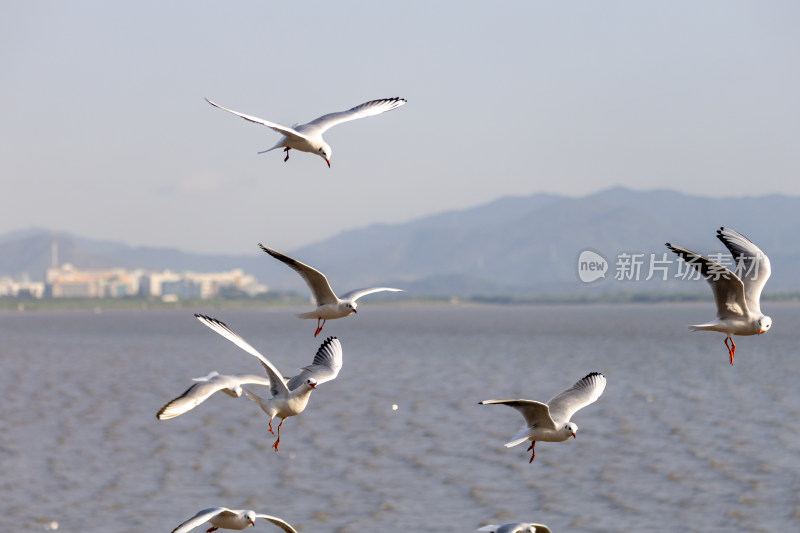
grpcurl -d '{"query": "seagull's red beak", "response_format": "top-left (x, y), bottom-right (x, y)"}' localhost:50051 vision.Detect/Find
top-left (759, 329), bottom-right (764, 334)
top-left (326, 158), bottom-right (331, 168)
top-left (310, 382), bottom-right (317, 389)
top-left (352, 308), bottom-right (357, 313)
top-left (251, 520), bottom-right (256, 527)
top-left (571, 432), bottom-right (576, 439)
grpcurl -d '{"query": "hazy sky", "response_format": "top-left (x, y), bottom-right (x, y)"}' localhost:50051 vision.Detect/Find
top-left (2, 1), bottom-right (798, 255)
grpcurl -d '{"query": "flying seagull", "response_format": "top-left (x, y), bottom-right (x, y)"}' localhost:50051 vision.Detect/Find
top-left (156, 371), bottom-right (272, 420)
top-left (195, 314), bottom-right (342, 451)
top-left (480, 372), bottom-right (606, 463)
top-left (666, 226), bottom-right (772, 364)
top-left (259, 244), bottom-right (404, 336)
top-left (171, 507), bottom-right (297, 533)
top-left (205, 96), bottom-right (406, 167)
top-left (478, 523), bottom-right (552, 533)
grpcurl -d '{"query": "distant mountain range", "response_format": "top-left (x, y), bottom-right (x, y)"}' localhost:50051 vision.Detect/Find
top-left (2, 187), bottom-right (798, 297)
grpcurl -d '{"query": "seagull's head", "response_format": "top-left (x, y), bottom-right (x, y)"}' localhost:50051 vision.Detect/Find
top-left (345, 301), bottom-right (358, 315)
top-left (229, 385), bottom-right (244, 398)
top-left (307, 378), bottom-right (318, 390)
top-left (758, 316), bottom-right (772, 334)
top-left (317, 143), bottom-right (332, 167)
top-left (244, 510), bottom-right (256, 527)
top-left (565, 422), bottom-right (578, 439)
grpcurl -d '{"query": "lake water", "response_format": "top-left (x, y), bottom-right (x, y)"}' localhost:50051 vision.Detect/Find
top-left (1, 303), bottom-right (799, 532)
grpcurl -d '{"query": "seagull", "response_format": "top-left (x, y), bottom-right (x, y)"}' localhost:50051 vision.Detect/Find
top-left (171, 507), bottom-right (297, 533)
top-left (194, 314), bottom-right (342, 451)
top-left (259, 244), bottom-right (404, 336)
top-left (478, 523), bottom-right (552, 533)
top-left (205, 96), bottom-right (406, 167)
top-left (479, 372), bottom-right (606, 463)
top-left (666, 227), bottom-right (772, 364)
top-left (156, 371), bottom-right (272, 420)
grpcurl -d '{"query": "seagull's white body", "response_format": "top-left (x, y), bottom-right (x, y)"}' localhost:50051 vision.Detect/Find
top-left (194, 314), bottom-right (342, 450)
top-left (259, 244), bottom-right (404, 336)
top-left (171, 507), bottom-right (297, 533)
top-left (205, 97), bottom-right (406, 167)
top-left (156, 371), bottom-right (272, 420)
top-left (480, 372), bottom-right (606, 463)
top-left (666, 227), bottom-right (772, 364)
top-left (478, 523), bottom-right (552, 533)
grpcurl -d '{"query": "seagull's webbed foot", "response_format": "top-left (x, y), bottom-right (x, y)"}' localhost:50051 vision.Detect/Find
top-left (724, 336), bottom-right (736, 365)
top-left (283, 147), bottom-right (290, 162)
top-left (206, 527), bottom-right (218, 533)
top-left (272, 419), bottom-right (284, 452)
top-left (527, 441), bottom-right (536, 463)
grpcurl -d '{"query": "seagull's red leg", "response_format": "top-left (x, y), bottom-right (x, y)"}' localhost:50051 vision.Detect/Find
top-left (527, 441), bottom-right (536, 463)
top-left (724, 337), bottom-right (736, 365)
top-left (283, 147), bottom-right (290, 162)
top-left (206, 528), bottom-right (218, 533)
top-left (268, 417), bottom-right (275, 436)
top-left (314, 319), bottom-right (326, 337)
top-left (272, 419), bottom-right (284, 451)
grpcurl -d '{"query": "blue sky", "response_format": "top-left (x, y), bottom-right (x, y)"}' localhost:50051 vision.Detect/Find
top-left (2, 1), bottom-right (798, 254)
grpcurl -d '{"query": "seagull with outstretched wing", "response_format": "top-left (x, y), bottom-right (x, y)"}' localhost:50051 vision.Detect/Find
top-left (205, 97), bottom-right (406, 167)
top-left (194, 314), bottom-right (342, 451)
top-left (259, 244), bottom-right (404, 336)
top-left (666, 226), bottom-right (772, 364)
top-left (156, 371), bottom-right (272, 420)
top-left (480, 372), bottom-right (606, 463)
top-left (171, 507), bottom-right (297, 533)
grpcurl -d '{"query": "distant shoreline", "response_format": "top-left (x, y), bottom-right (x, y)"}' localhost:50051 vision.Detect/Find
top-left (2, 292), bottom-right (797, 312)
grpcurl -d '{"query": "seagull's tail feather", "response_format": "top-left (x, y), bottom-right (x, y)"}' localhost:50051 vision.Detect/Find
top-left (242, 387), bottom-right (263, 404)
top-left (258, 140), bottom-right (285, 154)
top-left (296, 310), bottom-right (319, 320)
top-left (504, 428), bottom-right (532, 448)
top-left (689, 321), bottom-right (722, 332)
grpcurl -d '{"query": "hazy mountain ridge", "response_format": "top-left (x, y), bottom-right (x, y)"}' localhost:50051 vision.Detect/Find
top-left (2, 187), bottom-right (798, 296)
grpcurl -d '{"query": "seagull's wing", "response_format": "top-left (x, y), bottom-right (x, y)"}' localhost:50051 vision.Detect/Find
top-left (479, 524), bottom-right (543, 533)
top-left (233, 374), bottom-right (273, 387)
top-left (665, 243), bottom-right (749, 319)
top-left (478, 399), bottom-right (557, 430)
top-left (285, 337), bottom-right (343, 390)
top-left (205, 98), bottom-right (310, 143)
top-left (303, 97), bottom-right (407, 133)
top-left (156, 376), bottom-right (244, 420)
top-left (171, 508), bottom-right (229, 533)
top-left (339, 287), bottom-right (405, 302)
top-left (259, 244), bottom-right (338, 305)
top-left (547, 372), bottom-right (606, 425)
top-left (192, 370), bottom-right (221, 382)
top-left (716, 227), bottom-right (771, 315)
top-left (194, 314), bottom-right (289, 398)
top-left (255, 514), bottom-right (299, 533)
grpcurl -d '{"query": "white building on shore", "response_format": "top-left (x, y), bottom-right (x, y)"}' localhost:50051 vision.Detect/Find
top-left (37, 264), bottom-right (267, 300)
top-left (0, 277), bottom-right (46, 298)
